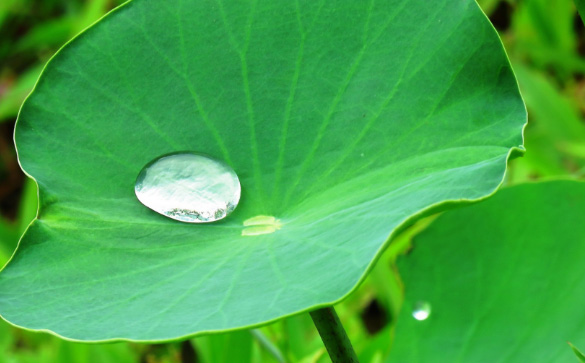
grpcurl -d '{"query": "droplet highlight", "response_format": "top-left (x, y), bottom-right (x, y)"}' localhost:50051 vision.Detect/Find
top-left (412, 301), bottom-right (431, 321)
top-left (135, 152), bottom-right (241, 223)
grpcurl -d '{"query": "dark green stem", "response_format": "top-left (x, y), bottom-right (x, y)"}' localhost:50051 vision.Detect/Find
top-left (310, 306), bottom-right (359, 363)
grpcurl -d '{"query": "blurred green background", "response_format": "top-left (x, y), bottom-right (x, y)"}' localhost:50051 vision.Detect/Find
top-left (0, 0), bottom-right (583, 362)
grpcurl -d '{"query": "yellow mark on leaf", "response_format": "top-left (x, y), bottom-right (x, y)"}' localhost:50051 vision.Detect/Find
top-left (242, 215), bottom-right (282, 236)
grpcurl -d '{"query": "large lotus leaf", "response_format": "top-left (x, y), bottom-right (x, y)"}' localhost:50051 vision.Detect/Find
top-left (389, 180), bottom-right (585, 362)
top-left (0, 0), bottom-right (525, 341)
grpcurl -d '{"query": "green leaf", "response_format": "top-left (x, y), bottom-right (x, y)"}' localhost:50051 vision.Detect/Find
top-left (512, 0), bottom-right (585, 76)
top-left (0, 65), bottom-right (43, 122)
top-left (570, 342), bottom-right (585, 363)
top-left (508, 63), bottom-right (585, 181)
top-left (13, 18), bottom-right (75, 54)
top-left (0, 0), bottom-right (525, 341)
top-left (576, 0), bottom-right (585, 26)
top-left (475, 0), bottom-right (502, 16)
top-left (17, 178), bottom-right (39, 237)
top-left (0, 0), bottom-right (22, 29)
top-left (193, 331), bottom-right (253, 363)
top-left (389, 180), bottom-right (585, 362)
top-left (51, 339), bottom-right (136, 363)
top-left (250, 329), bottom-right (286, 363)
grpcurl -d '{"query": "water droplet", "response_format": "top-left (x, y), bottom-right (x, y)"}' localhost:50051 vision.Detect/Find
top-left (135, 152), bottom-right (241, 223)
top-left (412, 301), bottom-right (431, 321)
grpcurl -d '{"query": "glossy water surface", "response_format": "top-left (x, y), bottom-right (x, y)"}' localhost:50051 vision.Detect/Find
top-left (135, 152), bottom-right (241, 223)
top-left (412, 301), bottom-right (431, 321)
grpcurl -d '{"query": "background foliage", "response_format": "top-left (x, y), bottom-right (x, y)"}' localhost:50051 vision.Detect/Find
top-left (0, 0), bottom-right (583, 362)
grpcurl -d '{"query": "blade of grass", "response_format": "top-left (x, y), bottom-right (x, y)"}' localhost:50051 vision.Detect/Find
top-left (569, 342), bottom-right (585, 363)
top-left (250, 329), bottom-right (285, 363)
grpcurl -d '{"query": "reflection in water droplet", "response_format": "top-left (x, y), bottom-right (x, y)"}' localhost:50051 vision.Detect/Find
top-left (412, 301), bottom-right (431, 321)
top-left (135, 152), bottom-right (241, 223)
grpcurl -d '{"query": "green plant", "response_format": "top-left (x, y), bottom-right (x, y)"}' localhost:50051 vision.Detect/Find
top-left (570, 342), bottom-right (585, 363)
top-left (390, 180), bottom-right (585, 362)
top-left (576, 0), bottom-right (585, 25)
top-left (0, 0), bottom-right (126, 122)
top-left (12, 0), bottom-right (585, 361)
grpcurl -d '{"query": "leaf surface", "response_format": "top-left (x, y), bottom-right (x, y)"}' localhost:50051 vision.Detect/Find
top-left (389, 180), bottom-right (585, 362)
top-left (0, 0), bottom-right (525, 341)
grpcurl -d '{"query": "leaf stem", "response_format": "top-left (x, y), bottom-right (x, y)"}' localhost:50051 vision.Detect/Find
top-left (310, 306), bottom-right (359, 363)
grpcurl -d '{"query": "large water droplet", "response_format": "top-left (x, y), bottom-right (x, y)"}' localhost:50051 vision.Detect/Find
top-left (135, 152), bottom-right (241, 223)
top-left (412, 301), bottom-right (431, 321)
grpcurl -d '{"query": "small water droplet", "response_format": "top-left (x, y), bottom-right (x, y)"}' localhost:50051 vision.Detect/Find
top-left (412, 301), bottom-right (431, 321)
top-left (135, 152), bottom-right (241, 223)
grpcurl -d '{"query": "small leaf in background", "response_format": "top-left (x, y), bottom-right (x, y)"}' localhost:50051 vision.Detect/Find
top-left (0, 65), bottom-right (44, 122)
top-left (0, 0), bottom-right (126, 123)
top-left (509, 0), bottom-right (585, 78)
top-left (389, 180), bottom-right (585, 362)
top-left (475, 0), bottom-right (503, 16)
top-left (576, 0), bottom-right (585, 25)
top-left (193, 331), bottom-right (253, 363)
top-left (509, 63), bottom-right (585, 181)
top-left (569, 342), bottom-right (585, 363)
